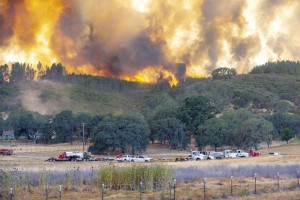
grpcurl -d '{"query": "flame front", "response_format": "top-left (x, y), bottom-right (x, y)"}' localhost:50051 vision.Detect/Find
top-left (0, 0), bottom-right (300, 85)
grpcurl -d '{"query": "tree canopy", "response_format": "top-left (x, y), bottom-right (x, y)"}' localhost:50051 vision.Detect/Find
top-left (89, 114), bottom-right (150, 154)
top-left (149, 117), bottom-right (188, 149)
top-left (233, 118), bottom-right (275, 149)
top-left (211, 67), bottom-right (237, 80)
top-left (177, 96), bottom-right (217, 133)
top-left (280, 128), bottom-right (294, 144)
top-left (197, 118), bottom-right (228, 151)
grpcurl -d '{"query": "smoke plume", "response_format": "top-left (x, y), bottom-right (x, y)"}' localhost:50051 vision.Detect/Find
top-left (0, 0), bottom-right (300, 84)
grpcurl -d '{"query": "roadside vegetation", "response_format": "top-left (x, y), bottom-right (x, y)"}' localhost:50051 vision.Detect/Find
top-left (0, 163), bottom-right (299, 200)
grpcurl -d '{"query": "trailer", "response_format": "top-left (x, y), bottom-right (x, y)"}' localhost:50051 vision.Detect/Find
top-left (0, 149), bottom-right (13, 156)
top-left (46, 151), bottom-right (93, 162)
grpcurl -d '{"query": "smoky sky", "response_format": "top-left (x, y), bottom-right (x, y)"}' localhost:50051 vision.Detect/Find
top-left (1, 0), bottom-right (300, 80)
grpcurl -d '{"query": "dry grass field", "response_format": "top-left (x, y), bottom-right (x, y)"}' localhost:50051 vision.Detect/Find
top-left (0, 139), bottom-right (300, 199)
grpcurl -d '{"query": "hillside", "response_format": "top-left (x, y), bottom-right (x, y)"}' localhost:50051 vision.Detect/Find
top-left (17, 80), bottom-right (139, 115)
top-left (0, 73), bottom-right (300, 117)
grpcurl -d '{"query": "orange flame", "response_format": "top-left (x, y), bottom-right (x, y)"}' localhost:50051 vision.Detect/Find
top-left (122, 66), bottom-right (178, 86)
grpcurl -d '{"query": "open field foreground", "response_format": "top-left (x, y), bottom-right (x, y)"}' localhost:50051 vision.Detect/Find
top-left (0, 140), bottom-right (300, 199)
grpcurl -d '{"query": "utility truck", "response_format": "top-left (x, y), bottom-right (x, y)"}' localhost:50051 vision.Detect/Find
top-left (190, 150), bottom-right (205, 161)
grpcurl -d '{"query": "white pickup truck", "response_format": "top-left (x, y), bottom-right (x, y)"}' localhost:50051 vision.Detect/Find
top-left (224, 150), bottom-right (249, 158)
top-left (116, 155), bottom-right (133, 162)
top-left (224, 150), bottom-right (237, 158)
top-left (131, 155), bottom-right (153, 162)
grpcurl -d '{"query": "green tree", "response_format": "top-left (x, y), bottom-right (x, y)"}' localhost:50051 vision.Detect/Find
top-left (211, 67), bottom-right (237, 80)
top-left (0, 64), bottom-right (9, 83)
top-left (280, 128), bottom-right (294, 144)
top-left (220, 109), bottom-right (254, 145)
top-left (89, 114), bottom-right (150, 154)
top-left (149, 117), bottom-right (188, 149)
top-left (52, 110), bottom-right (75, 143)
top-left (177, 96), bottom-right (217, 132)
top-left (197, 118), bottom-right (228, 151)
top-left (36, 122), bottom-right (52, 143)
top-left (263, 113), bottom-right (300, 138)
top-left (233, 118), bottom-right (275, 149)
top-left (10, 62), bottom-right (26, 82)
top-left (6, 110), bottom-right (36, 139)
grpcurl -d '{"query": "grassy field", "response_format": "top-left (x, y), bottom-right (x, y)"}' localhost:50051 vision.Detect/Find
top-left (0, 140), bottom-right (300, 199)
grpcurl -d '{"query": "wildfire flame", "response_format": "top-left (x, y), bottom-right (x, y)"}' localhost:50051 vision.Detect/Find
top-left (0, 0), bottom-right (300, 85)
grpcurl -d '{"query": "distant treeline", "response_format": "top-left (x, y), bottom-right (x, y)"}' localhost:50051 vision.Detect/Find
top-left (0, 62), bottom-right (146, 92)
top-left (250, 60), bottom-right (300, 75)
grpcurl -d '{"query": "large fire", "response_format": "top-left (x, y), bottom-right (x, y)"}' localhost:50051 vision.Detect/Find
top-left (0, 0), bottom-right (300, 85)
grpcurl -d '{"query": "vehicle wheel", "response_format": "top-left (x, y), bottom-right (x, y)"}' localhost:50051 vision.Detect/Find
top-left (196, 158), bottom-right (200, 161)
top-left (131, 160), bottom-right (134, 162)
top-left (175, 158), bottom-right (179, 162)
top-left (145, 160), bottom-right (148, 162)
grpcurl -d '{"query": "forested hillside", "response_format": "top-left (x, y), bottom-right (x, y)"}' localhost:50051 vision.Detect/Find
top-left (1, 61), bottom-right (300, 153)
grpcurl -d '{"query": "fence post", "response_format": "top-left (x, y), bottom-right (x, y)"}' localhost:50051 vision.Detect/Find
top-left (173, 179), bottom-right (176, 200)
top-left (277, 172), bottom-right (280, 191)
top-left (169, 182), bottom-right (172, 200)
top-left (203, 178), bottom-right (206, 200)
top-left (297, 171), bottom-right (300, 190)
top-left (230, 176), bottom-right (233, 195)
top-left (102, 183), bottom-right (104, 200)
top-left (59, 185), bottom-right (62, 200)
top-left (10, 187), bottom-right (12, 200)
top-left (139, 182), bottom-right (143, 200)
top-left (254, 173), bottom-right (257, 194)
top-left (45, 184), bottom-right (49, 200)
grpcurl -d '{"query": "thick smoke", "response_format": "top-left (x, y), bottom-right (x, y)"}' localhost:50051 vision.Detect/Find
top-left (1, 0), bottom-right (300, 81)
top-left (0, 0), bottom-right (16, 46)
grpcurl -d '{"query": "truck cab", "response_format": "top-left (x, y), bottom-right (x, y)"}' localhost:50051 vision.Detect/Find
top-left (191, 151), bottom-right (205, 161)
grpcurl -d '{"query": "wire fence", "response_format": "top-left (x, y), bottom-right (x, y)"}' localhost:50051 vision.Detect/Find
top-left (2, 172), bottom-right (300, 200)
